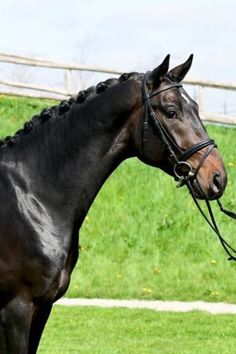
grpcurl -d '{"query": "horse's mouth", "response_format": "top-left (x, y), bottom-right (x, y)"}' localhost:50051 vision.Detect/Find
top-left (191, 179), bottom-right (224, 201)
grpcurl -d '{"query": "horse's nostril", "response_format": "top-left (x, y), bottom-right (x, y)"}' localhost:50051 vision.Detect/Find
top-left (213, 172), bottom-right (221, 192)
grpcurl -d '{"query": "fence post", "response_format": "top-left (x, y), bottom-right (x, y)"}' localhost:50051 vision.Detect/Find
top-left (65, 69), bottom-right (73, 95)
top-left (197, 85), bottom-right (205, 118)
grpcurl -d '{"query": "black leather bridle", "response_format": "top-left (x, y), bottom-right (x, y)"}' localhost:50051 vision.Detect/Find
top-left (141, 72), bottom-right (236, 261)
top-left (141, 72), bottom-right (216, 183)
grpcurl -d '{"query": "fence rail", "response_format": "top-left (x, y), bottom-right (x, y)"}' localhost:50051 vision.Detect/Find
top-left (0, 53), bottom-right (235, 124)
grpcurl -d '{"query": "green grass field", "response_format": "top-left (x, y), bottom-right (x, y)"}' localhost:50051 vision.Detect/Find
top-left (1, 95), bottom-right (236, 302)
top-left (38, 306), bottom-right (236, 354)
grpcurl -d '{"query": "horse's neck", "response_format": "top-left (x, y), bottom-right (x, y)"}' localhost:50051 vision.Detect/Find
top-left (9, 83), bottom-right (139, 225)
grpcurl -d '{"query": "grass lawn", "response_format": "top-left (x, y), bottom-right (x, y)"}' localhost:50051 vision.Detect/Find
top-left (1, 95), bottom-right (236, 302)
top-left (38, 305), bottom-right (236, 354)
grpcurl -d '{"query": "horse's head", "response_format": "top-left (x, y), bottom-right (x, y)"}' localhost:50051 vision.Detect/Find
top-left (132, 55), bottom-right (227, 200)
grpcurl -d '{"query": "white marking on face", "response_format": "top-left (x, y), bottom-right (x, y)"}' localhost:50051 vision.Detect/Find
top-left (181, 92), bottom-right (191, 105)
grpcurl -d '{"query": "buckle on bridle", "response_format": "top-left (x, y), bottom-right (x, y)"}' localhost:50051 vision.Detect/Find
top-left (174, 161), bottom-right (194, 186)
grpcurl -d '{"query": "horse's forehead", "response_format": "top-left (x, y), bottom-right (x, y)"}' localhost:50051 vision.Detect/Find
top-left (163, 89), bottom-right (180, 102)
top-left (163, 88), bottom-right (191, 105)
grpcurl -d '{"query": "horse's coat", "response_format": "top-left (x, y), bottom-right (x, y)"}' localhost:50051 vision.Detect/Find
top-left (0, 55), bottom-right (227, 353)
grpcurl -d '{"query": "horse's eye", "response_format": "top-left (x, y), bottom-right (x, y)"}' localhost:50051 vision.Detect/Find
top-left (166, 111), bottom-right (177, 119)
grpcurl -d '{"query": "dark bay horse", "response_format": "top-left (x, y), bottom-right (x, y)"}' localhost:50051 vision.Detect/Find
top-left (0, 55), bottom-right (227, 353)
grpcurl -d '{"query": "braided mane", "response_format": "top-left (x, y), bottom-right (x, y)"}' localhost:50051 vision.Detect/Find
top-left (0, 72), bottom-right (139, 149)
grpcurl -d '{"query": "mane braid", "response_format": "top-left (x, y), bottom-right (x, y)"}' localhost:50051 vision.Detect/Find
top-left (0, 72), bottom-right (139, 149)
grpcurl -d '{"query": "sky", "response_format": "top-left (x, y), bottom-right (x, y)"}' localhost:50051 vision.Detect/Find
top-left (0, 0), bottom-right (235, 83)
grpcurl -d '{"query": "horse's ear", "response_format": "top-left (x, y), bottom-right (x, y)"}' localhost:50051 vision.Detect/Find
top-left (168, 54), bottom-right (193, 82)
top-left (151, 54), bottom-right (170, 89)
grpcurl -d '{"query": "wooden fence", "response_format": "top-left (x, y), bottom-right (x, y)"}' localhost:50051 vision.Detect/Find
top-left (0, 53), bottom-right (235, 124)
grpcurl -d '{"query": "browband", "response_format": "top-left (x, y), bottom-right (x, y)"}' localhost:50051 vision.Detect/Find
top-left (146, 83), bottom-right (183, 100)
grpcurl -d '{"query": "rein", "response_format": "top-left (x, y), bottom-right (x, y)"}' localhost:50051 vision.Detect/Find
top-left (142, 72), bottom-right (236, 261)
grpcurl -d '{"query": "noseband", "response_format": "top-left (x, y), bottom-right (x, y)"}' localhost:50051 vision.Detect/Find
top-left (141, 72), bottom-right (236, 261)
top-left (141, 72), bottom-right (216, 183)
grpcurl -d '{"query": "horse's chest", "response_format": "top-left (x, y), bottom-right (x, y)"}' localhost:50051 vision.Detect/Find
top-left (39, 243), bottom-right (79, 302)
top-left (0, 173), bottom-right (80, 303)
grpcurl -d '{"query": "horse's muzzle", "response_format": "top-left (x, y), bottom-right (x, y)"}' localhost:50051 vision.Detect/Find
top-left (193, 170), bottom-right (227, 200)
